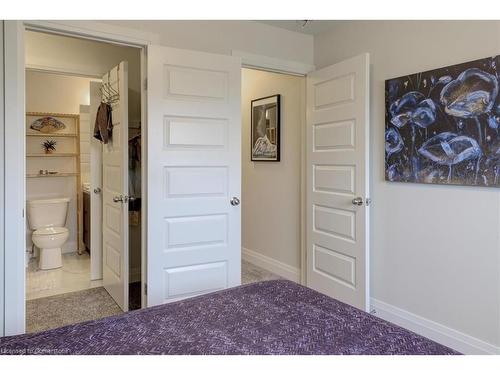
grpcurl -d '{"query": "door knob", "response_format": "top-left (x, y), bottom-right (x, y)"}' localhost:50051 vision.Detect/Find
top-left (94, 187), bottom-right (101, 194)
top-left (230, 197), bottom-right (240, 206)
top-left (352, 197), bottom-right (364, 206)
top-left (113, 195), bottom-right (124, 203)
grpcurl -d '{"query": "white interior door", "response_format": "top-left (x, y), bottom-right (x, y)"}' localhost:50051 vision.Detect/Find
top-left (306, 53), bottom-right (370, 311)
top-left (89, 81), bottom-right (103, 281)
top-left (102, 61), bottom-right (129, 311)
top-left (147, 45), bottom-right (241, 306)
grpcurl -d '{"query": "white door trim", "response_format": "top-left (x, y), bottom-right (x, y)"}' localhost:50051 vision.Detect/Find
top-left (2, 20), bottom-right (150, 336)
top-left (3, 20), bottom-right (26, 336)
top-left (0, 20), bottom-right (5, 337)
top-left (23, 20), bottom-right (159, 47)
top-left (232, 50), bottom-right (315, 76)
top-left (25, 64), bottom-right (103, 80)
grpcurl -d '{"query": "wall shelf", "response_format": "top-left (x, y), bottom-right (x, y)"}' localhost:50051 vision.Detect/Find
top-left (27, 153), bottom-right (78, 157)
top-left (26, 133), bottom-right (78, 138)
top-left (26, 173), bottom-right (78, 178)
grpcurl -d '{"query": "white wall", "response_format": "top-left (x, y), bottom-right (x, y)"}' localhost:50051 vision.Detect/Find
top-left (79, 105), bottom-right (90, 184)
top-left (103, 20), bottom-right (314, 66)
top-left (241, 68), bottom-right (305, 280)
top-left (314, 20), bottom-right (500, 351)
top-left (25, 71), bottom-right (93, 254)
top-left (26, 70), bottom-right (93, 113)
top-left (25, 30), bottom-right (141, 123)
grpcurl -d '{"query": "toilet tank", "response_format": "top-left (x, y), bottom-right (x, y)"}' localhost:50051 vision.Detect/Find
top-left (27, 198), bottom-right (70, 230)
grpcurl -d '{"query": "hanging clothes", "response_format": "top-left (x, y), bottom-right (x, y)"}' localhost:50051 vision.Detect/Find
top-left (128, 134), bottom-right (141, 168)
top-left (93, 102), bottom-right (113, 144)
top-left (128, 134), bottom-right (142, 200)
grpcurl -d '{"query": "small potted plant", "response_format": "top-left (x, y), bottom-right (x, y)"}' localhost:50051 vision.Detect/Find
top-left (42, 139), bottom-right (57, 154)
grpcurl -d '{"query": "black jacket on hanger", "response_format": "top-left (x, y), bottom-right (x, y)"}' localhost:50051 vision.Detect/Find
top-left (93, 102), bottom-right (113, 144)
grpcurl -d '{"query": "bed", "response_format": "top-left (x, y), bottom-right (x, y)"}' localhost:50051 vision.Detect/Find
top-left (0, 280), bottom-right (458, 355)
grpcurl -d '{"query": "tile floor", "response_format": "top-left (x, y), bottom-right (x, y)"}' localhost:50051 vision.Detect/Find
top-left (26, 252), bottom-right (102, 300)
top-left (241, 260), bottom-right (282, 284)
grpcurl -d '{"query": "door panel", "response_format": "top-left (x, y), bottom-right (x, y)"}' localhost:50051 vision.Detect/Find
top-left (306, 53), bottom-right (370, 311)
top-left (102, 62), bottom-right (129, 312)
top-left (147, 45), bottom-right (241, 306)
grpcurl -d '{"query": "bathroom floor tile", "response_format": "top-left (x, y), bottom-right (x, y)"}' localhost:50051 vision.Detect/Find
top-left (26, 252), bottom-right (102, 300)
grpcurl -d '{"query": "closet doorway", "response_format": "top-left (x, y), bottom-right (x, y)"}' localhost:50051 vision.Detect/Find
top-left (24, 30), bottom-right (144, 332)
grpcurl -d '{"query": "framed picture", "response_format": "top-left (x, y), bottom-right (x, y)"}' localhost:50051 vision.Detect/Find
top-left (385, 55), bottom-right (500, 188)
top-left (251, 94), bottom-right (280, 161)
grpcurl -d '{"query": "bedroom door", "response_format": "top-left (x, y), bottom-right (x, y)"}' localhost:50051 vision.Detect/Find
top-left (147, 46), bottom-right (241, 306)
top-left (102, 61), bottom-right (129, 312)
top-left (306, 53), bottom-right (370, 311)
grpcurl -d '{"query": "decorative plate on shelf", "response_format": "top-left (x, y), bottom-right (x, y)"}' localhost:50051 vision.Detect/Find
top-left (30, 116), bottom-right (66, 133)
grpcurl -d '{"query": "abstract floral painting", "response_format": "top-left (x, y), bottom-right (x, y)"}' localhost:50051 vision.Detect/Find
top-left (385, 56), bottom-right (500, 187)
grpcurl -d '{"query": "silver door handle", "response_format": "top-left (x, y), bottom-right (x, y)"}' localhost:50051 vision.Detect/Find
top-left (94, 187), bottom-right (101, 194)
top-left (230, 197), bottom-right (240, 206)
top-left (352, 197), bottom-right (364, 206)
top-left (113, 195), bottom-right (124, 203)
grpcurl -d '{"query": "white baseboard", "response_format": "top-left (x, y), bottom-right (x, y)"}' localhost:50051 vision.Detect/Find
top-left (242, 247), bottom-right (300, 283)
top-left (371, 298), bottom-right (500, 355)
top-left (62, 241), bottom-right (78, 254)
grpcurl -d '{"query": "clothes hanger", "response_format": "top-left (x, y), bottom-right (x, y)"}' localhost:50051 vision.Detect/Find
top-left (128, 134), bottom-right (141, 142)
top-left (100, 68), bottom-right (120, 104)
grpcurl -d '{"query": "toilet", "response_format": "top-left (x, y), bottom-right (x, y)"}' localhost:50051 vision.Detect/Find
top-left (27, 198), bottom-right (70, 270)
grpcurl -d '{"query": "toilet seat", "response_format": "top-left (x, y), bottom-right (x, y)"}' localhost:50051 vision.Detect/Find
top-left (33, 226), bottom-right (68, 236)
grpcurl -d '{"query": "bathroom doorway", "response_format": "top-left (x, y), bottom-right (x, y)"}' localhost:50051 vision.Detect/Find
top-left (24, 30), bottom-right (144, 332)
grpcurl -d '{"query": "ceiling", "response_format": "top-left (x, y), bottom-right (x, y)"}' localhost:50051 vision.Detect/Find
top-left (258, 20), bottom-right (337, 35)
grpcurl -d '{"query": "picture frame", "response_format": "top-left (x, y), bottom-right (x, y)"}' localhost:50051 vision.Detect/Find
top-left (385, 55), bottom-right (500, 188)
top-left (251, 94), bottom-right (281, 161)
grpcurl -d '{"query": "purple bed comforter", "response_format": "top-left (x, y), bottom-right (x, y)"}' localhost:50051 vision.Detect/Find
top-left (0, 280), bottom-right (458, 355)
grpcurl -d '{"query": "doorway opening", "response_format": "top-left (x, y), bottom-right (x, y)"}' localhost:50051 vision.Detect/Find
top-left (24, 30), bottom-right (143, 333)
top-left (240, 67), bottom-right (306, 285)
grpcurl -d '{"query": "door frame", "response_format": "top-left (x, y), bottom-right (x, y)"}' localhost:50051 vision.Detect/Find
top-left (237, 52), bottom-right (371, 295)
top-left (234, 50), bottom-right (314, 285)
top-left (1, 21), bottom-right (5, 337)
top-left (3, 20), bottom-right (153, 335)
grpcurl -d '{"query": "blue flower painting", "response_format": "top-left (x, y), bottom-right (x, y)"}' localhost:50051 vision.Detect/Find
top-left (385, 56), bottom-right (500, 187)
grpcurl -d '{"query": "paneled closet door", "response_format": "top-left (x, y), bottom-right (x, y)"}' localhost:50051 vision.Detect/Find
top-left (306, 53), bottom-right (370, 311)
top-left (147, 45), bottom-right (241, 306)
top-left (102, 61), bottom-right (129, 312)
